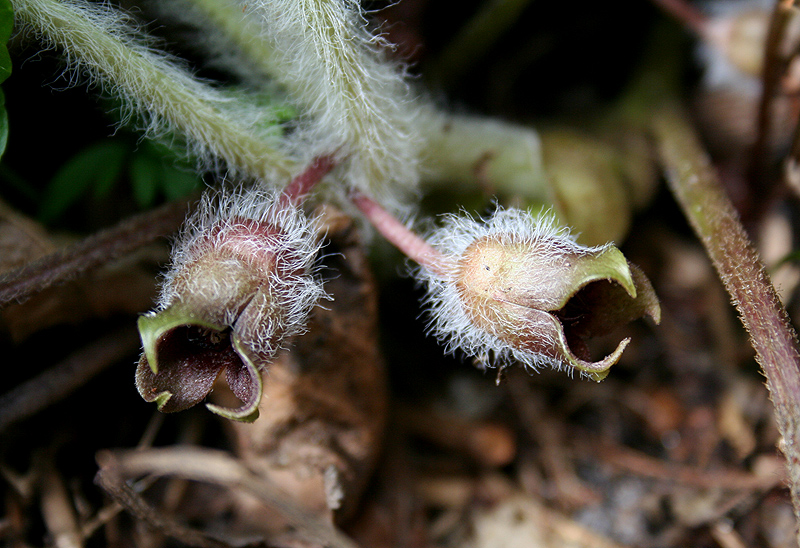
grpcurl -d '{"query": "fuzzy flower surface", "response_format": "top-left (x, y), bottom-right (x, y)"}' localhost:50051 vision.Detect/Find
top-left (136, 188), bottom-right (325, 421)
top-left (418, 208), bottom-right (660, 381)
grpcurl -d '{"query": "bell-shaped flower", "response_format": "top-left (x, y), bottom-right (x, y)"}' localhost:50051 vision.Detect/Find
top-left (135, 188), bottom-right (325, 421)
top-left (418, 207), bottom-right (660, 381)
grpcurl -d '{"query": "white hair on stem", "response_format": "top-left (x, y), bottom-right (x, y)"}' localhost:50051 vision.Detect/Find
top-left (417, 207), bottom-right (605, 374)
top-left (145, 0), bottom-right (281, 87)
top-left (230, 0), bottom-right (423, 213)
top-left (12, 0), bottom-right (295, 180)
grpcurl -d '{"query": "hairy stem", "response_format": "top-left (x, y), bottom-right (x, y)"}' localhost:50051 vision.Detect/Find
top-left (175, 0), bottom-right (281, 75)
top-left (178, 0), bottom-right (554, 211)
top-left (226, 0), bottom-right (420, 209)
top-left (350, 191), bottom-right (446, 276)
top-left (0, 198), bottom-right (191, 308)
top-left (279, 155), bottom-right (337, 207)
top-left (651, 103), bottom-right (800, 538)
top-left (12, 0), bottom-right (294, 180)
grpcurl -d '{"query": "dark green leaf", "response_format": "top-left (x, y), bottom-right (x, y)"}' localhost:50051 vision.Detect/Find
top-left (0, 0), bottom-right (12, 84)
top-left (136, 140), bottom-right (202, 202)
top-left (162, 166), bottom-right (201, 200)
top-left (129, 153), bottom-right (160, 208)
top-left (40, 141), bottom-right (129, 223)
top-left (0, 89), bottom-right (8, 159)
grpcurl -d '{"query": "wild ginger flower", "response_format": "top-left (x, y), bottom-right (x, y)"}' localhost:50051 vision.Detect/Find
top-left (135, 188), bottom-right (325, 421)
top-left (417, 207), bottom-right (660, 381)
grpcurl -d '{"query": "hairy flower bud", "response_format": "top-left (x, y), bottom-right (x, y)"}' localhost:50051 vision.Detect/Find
top-left (135, 188), bottom-right (325, 421)
top-left (418, 208), bottom-right (660, 380)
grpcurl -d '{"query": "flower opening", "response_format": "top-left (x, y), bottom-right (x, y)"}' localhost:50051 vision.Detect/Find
top-left (136, 188), bottom-right (325, 421)
top-left (418, 207), bottom-right (660, 381)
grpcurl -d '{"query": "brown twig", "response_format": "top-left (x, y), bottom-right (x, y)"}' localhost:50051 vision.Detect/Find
top-left (0, 198), bottom-right (192, 310)
top-left (651, 103), bottom-right (800, 539)
top-left (94, 462), bottom-right (232, 548)
top-left (751, 0), bottom-right (796, 213)
top-left (0, 327), bottom-right (140, 432)
top-left (582, 435), bottom-right (786, 491)
top-left (96, 447), bottom-right (361, 548)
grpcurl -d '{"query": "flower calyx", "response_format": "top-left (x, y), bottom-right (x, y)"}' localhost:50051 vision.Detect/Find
top-left (135, 189), bottom-right (325, 421)
top-left (421, 207), bottom-right (660, 381)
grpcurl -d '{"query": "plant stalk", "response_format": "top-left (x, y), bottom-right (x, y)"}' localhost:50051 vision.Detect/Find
top-left (0, 198), bottom-right (191, 309)
top-left (652, 103), bottom-right (800, 542)
top-left (350, 191), bottom-right (446, 276)
top-left (12, 0), bottom-right (293, 180)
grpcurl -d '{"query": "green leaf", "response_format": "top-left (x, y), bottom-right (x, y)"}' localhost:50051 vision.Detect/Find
top-left (129, 152), bottom-right (160, 208)
top-left (0, 89), bottom-right (8, 159)
top-left (161, 166), bottom-right (201, 200)
top-left (40, 141), bottom-right (129, 223)
top-left (0, 0), bottom-right (13, 84)
top-left (134, 141), bottom-right (202, 203)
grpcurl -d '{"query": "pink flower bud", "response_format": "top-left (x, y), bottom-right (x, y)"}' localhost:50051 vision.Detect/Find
top-left (418, 208), bottom-right (660, 380)
top-left (135, 188), bottom-right (325, 421)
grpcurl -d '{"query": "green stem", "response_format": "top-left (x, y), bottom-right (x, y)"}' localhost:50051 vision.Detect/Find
top-left (12, 0), bottom-right (294, 180)
top-left (652, 103), bottom-right (800, 539)
top-left (199, 0), bottom-right (420, 207)
top-left (179, 0), bottom-right (557, 213)
top-left (179, 0), bottom-right (280, 76)
top-left (425, 0), bottom-right (534, 87)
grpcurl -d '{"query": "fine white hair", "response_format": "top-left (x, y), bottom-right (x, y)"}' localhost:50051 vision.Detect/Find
top-left (158, 186), bottom-right (326, 357)
top-left (228, 0), bottom-right (423, 213)
top-left (417, 206), bottom-right (607, 374)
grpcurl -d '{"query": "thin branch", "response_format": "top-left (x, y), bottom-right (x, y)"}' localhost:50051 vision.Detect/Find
top-left (751, 0), bottom-right (796, 211)
top-left (94, 463), bottom-right (233, 548)
top-left (0, 198), bottom-right (191, 309)
top-left (651, 103), bottom-right (800, 540)
top-left (0, 327), bottom-right (140, 431)
top-left (96, 447), bottom-right (361, 548)
top-left (582, 434), bottom-right (787, 491)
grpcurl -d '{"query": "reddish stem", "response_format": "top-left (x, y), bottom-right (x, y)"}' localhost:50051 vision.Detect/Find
top-left (280, 155), bottom-right (337, 207)
top-left (649, 0), bottom-right (709, 37)
top-left (350, 191), bottom-right (447, 276)
top-left (653, 104), bottom-right (800, 535)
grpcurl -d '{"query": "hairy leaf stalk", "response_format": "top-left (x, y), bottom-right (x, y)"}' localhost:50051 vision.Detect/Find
top-left (12, 0), bottom-right (293, 179)
top-left (652, 103), bottom-right (800, 539)
top-left (229, 0), bottom-right (422, 210)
